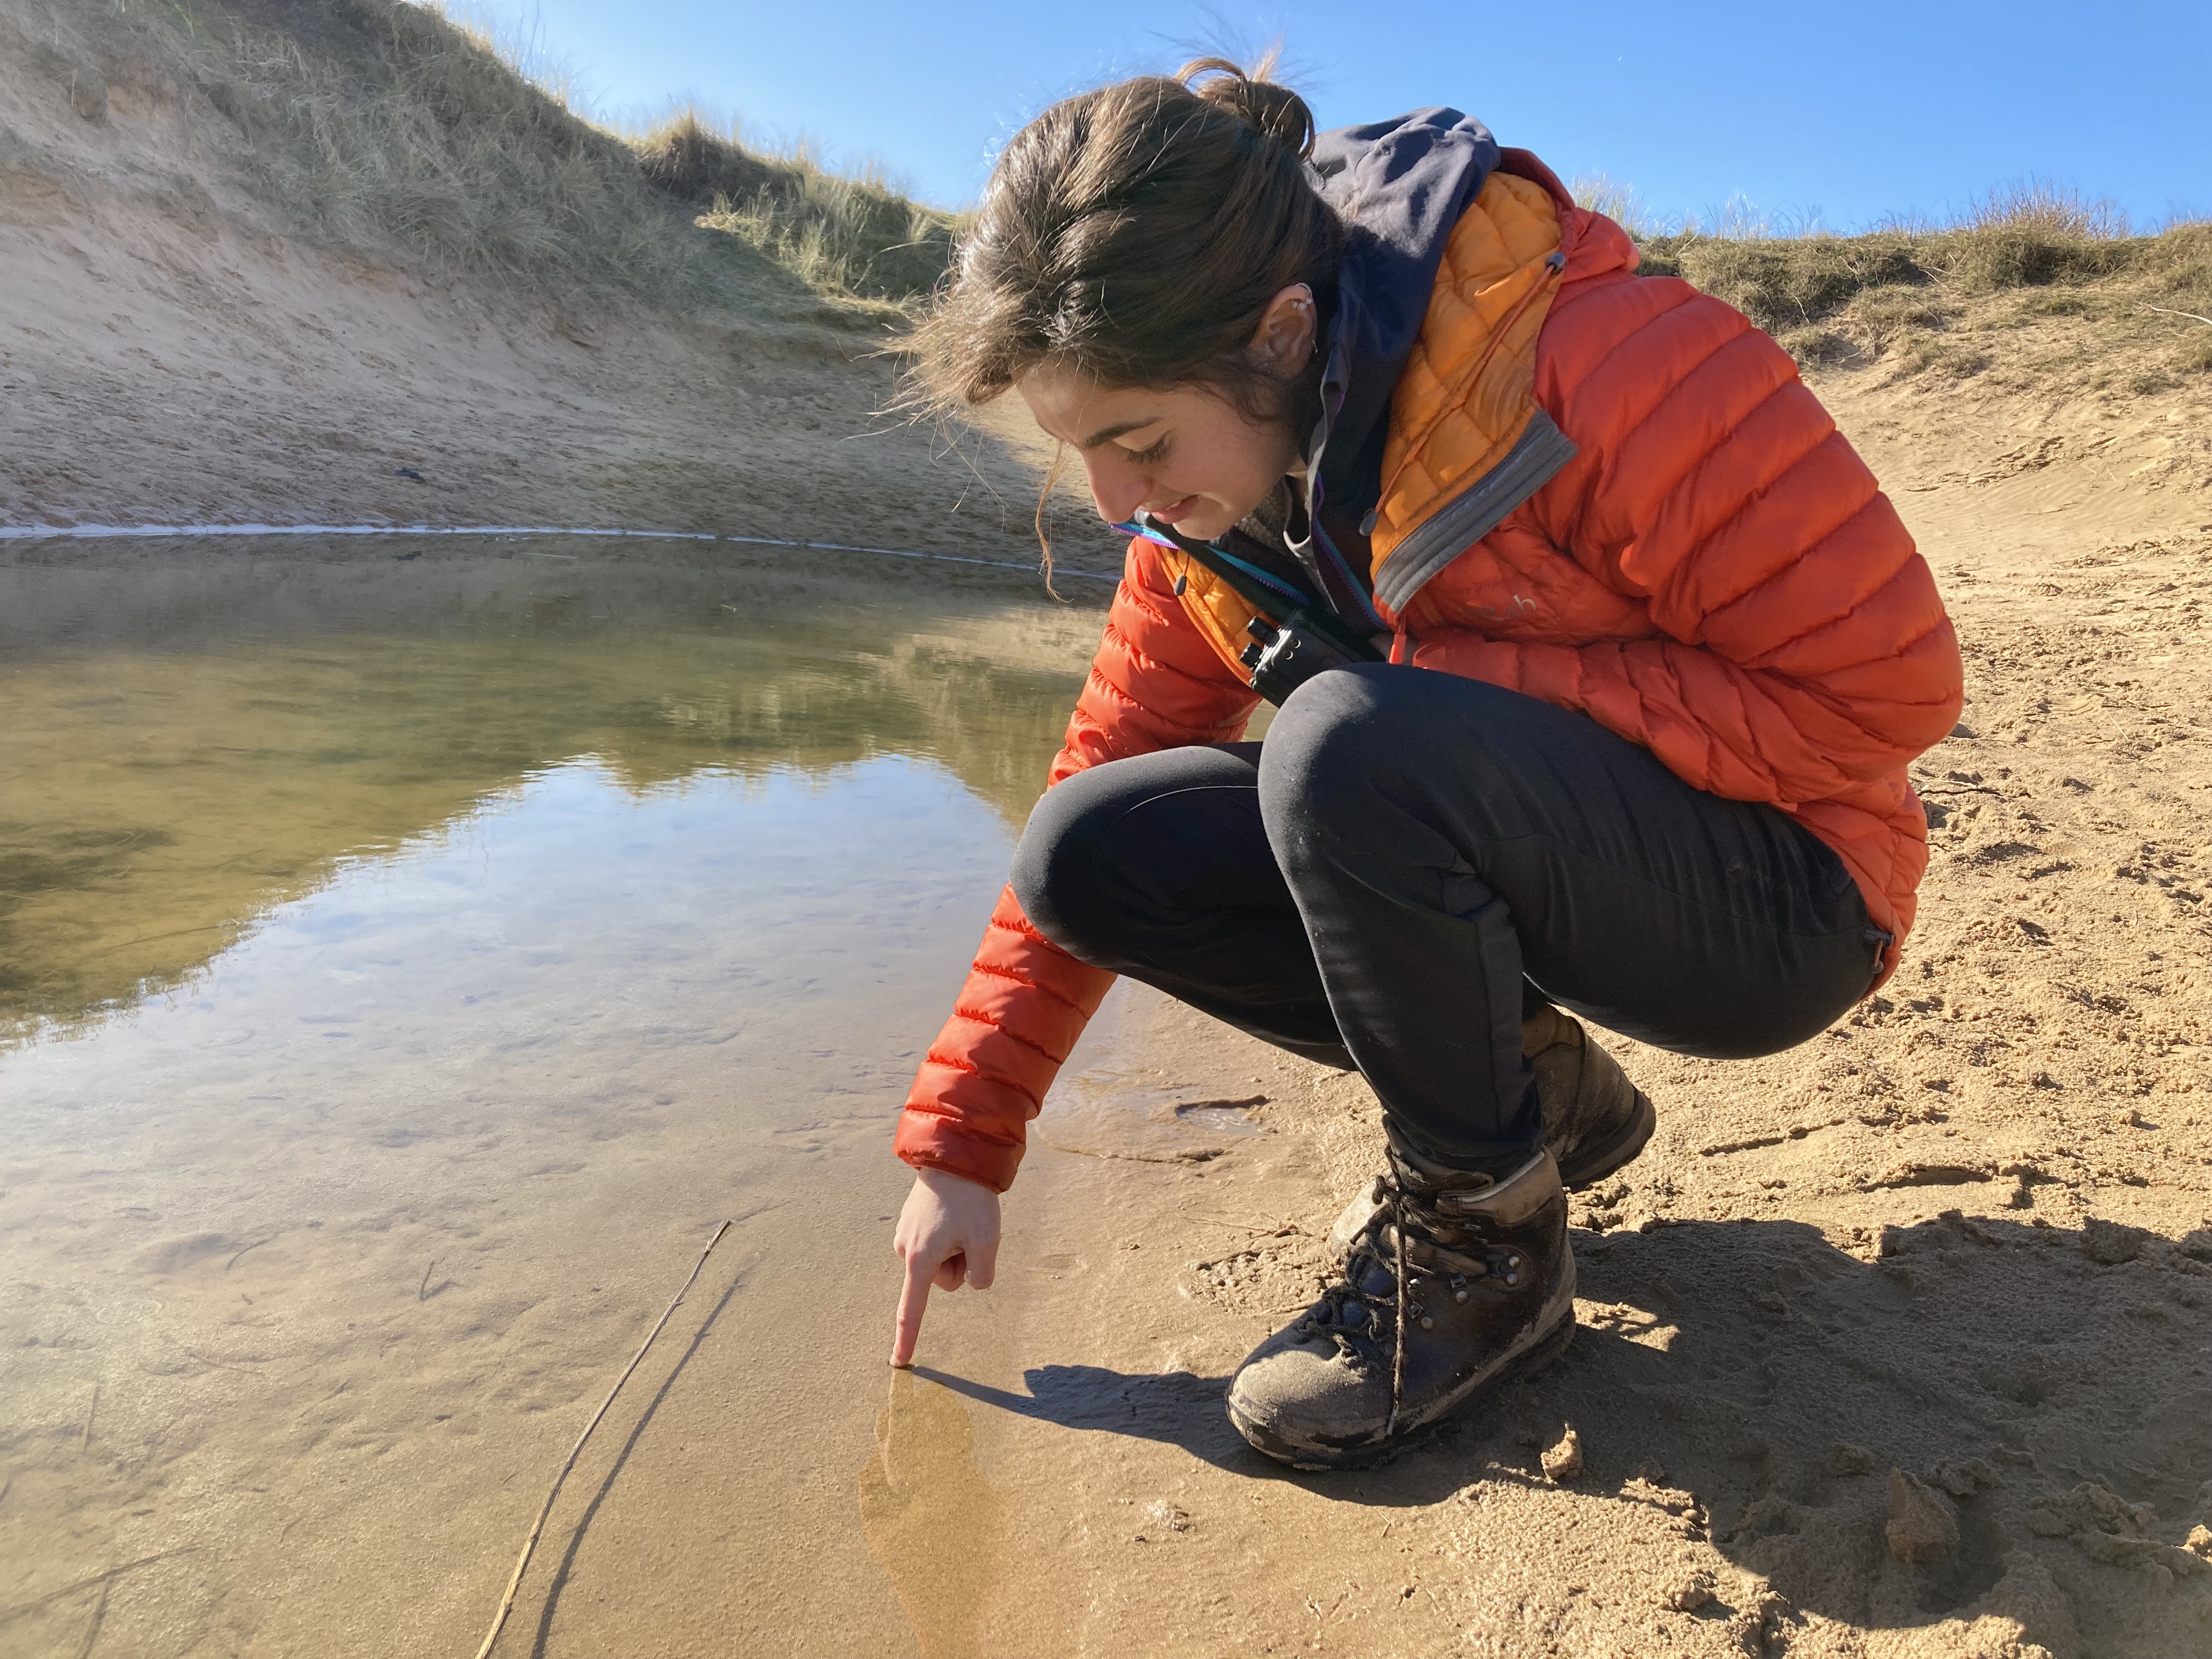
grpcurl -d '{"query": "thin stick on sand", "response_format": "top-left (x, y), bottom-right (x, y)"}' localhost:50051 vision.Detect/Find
top-left (471, 1218), bottom-right (734, 1659)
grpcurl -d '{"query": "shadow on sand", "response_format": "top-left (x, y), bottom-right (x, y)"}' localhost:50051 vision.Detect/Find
top-left (923, 1212), bottom-right (2212, 1642)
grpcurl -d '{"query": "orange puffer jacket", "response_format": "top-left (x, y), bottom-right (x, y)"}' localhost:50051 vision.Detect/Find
top-left (895, 151), bottom-right (1962, 1195)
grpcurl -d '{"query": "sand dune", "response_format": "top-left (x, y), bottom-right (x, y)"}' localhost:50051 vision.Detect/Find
top-left (0, 0), bottom-right (1106, 573)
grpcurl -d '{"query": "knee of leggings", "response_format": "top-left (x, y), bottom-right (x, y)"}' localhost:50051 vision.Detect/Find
top-left (1008, 768), bottom-right (1122, 951)
top-left (1257, 664), bottom-right (1418, 824)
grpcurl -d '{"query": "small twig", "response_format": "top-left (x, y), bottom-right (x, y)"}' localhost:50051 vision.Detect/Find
top-left (2141, 303), bottom-right (2212, 328)
top-left (80, 1383), bottom-right (99, 1451)
top-left (1032, 1136), bottom-right (1226, 1165)
top-left (1189, 1212), bottom-right (1304, 1237)
top-left (70, 1571), bottom-right (111, 1659)
top-left (419, 1260), bottom-right (438, 1302)
top-left (1171, 1094), bottom-right (1268, 1115)
top-left (471, 1220), bottom-right (733, 1659)
top-left (225, 1237), bottom-right (273, 1272)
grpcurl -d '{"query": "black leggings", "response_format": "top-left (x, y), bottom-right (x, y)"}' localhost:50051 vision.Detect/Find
top-left (1013, 664), bottom-right (1887, 1170)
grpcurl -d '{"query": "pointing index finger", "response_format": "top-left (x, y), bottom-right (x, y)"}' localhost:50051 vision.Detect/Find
top-left (891, 1250), bottom-right (933, 1368)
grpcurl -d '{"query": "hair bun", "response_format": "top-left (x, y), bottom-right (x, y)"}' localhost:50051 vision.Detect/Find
top-left (1178, 55), bottom-right (1317, 160)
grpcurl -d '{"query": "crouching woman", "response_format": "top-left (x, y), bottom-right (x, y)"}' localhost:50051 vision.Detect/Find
top-left (886, 60), bottom-right (1962, 1469)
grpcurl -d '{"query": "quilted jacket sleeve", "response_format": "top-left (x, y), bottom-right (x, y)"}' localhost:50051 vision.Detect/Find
top-left (893, 538), bottom-right (1258, 1192)
top-left (1421, 280), bottom-right (1962, 810)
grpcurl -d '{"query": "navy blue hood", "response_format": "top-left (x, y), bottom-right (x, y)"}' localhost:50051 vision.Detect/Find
top-left (1306, 109), bottom-right (1500, 533)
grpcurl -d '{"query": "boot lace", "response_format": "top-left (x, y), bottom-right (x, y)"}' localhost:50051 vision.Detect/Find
top-left (1296, 1178), bottom-right (1514, 1436)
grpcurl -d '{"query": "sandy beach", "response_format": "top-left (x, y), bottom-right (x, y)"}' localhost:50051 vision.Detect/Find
top-left (5, 3), bottom-right (2212, 1651)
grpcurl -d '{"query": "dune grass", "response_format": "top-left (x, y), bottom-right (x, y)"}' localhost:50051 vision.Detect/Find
top-left (63, 0), bottom-right (950, 321)
top-left (1573, 175), bottom-right (2212, 391)
top-left (202, 1), bottom-right (714, 300)
top-left (41, 0), bottom-right (2207, 390)
top-left (632, 108), bottom-right (960, 306)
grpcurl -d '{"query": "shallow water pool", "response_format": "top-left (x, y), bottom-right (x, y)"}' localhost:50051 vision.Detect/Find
top-left (0, 538), bottom-right (1104, 1656)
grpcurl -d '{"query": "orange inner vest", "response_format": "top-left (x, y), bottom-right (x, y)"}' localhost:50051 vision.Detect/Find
top-left (1160, 171), bottom-right (1570, 672)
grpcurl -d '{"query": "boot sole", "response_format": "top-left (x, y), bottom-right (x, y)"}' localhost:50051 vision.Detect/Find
top-left (1228, 1307), bottom-right (1579, 1473)
top-left (1556, 1088), bottom-right (1657, 1191)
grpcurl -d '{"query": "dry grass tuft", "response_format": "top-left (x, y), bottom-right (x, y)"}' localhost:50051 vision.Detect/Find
top-left (1910, 177), bottom-right (2135, 241)
top-left (633, 108), bottom-right (960, 306)
top-left (1568, 172), bottom-right (1663, 241)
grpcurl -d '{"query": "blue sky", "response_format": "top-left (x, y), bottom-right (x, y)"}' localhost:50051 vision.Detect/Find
top-left (477, 1), bottom-right (2209, 229)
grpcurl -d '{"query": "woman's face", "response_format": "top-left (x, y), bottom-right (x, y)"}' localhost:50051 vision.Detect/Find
top-left (1014, 285), bottom-right (1316, 544)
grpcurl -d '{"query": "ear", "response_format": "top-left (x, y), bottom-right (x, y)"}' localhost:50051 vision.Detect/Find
top-left (1246, 284), bottom-right (1316, 376)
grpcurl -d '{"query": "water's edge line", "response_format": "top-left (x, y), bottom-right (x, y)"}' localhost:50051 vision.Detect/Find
top-left (0, 522), bottom-right (1120, 582)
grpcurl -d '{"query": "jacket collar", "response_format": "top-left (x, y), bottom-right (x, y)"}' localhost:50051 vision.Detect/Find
top-left (1306, 108), bottom-right (1502, 526)
top-left (1277, 110), bottom-right (1499, 623)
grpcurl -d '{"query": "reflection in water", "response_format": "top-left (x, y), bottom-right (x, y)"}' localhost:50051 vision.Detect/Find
top-left (857, 1371), bottom-right (1006, 1659)
top-left (0, 537), bottom-right (1097, 1657)
top-left (0, 538), bottom-right (1098, 1047)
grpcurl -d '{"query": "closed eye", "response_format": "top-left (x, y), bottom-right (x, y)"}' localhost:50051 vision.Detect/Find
top-left (1123, 435), bottom-right (1170, 465)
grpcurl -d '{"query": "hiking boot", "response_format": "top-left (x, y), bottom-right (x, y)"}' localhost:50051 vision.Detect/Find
top-left (1321, 1008), bottom-right (1652, 1263)
top-left (1525, 1003), bottom-right (1656, 1189)
top-left (1227, 1133), bottom-right (1576, 1470)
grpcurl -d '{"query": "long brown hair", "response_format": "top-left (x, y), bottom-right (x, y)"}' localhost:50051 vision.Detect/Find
top-left (908, 57), bottom-right (1344, 560)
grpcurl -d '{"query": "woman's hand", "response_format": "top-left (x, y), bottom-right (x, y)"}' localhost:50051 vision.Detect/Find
top-left (889, 1167), bottom-right (1001, 1367)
